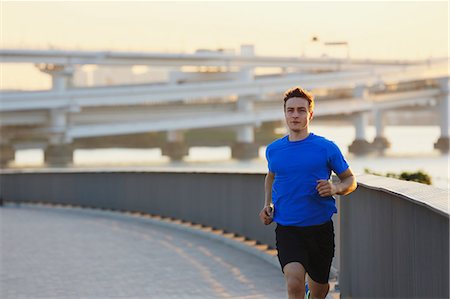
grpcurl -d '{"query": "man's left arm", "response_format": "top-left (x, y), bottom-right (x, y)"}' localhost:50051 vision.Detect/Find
top-left (316, 168), bottom-right (357, 197)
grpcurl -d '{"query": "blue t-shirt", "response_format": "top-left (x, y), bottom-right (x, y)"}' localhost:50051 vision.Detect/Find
top-left (266, 133), bottom-right (349, 227)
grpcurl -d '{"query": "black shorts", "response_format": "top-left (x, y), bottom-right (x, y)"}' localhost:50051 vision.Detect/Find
top-left (275, 221), bottom-right (335, 284)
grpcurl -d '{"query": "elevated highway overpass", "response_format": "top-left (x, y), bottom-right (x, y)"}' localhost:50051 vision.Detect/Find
top-left (1, 46), bottom-right (448, 166)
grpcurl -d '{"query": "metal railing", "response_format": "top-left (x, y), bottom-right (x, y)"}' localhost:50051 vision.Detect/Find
top-left (339, 174), bottom-right (449, 298)
top-left (1, 169), bottom-right (448, 297)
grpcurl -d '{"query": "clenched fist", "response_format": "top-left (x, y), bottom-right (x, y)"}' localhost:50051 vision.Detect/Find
top-left (259, 205), bottom-right (274, 225)
top-left (316, 179), bottom-right (338, 197)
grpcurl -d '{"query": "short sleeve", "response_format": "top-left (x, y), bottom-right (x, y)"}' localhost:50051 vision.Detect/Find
top-left (327, 141), bottom-right (349, 175)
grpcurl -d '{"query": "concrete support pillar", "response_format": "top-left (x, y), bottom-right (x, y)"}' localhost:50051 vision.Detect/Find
top-left (46, 104), bottom-right (72, 167)
top-left (44, 144), bottom-right (73, 167)
top-left (0, 143), bottom-right (15, 168)
top-left (232, 125), bottom-right (259, 160)
top-left (236, 125), bottom-right (254, 143)
top-left (353, 112), bottom-right (369, 141)
top-left (372, 109), bottom-right (390, 151)
top-left (50, 108), bottom-right (68, 133)
top-left (37, 64), bottom-right (74, 91)
top-left (231, 126), bottom-right (259, 159)
top-left (162, 130), bottom-right (189, 161)
top-left (44, 108), bottom-right (73, 167)
top-left (45, 111), bottom-right (73, 167)
top-left (44, 147), bottom-right (72, 165)
top-left (348, 85), bottom-right (373, 155)
top-left (232, 96), bottom-right (259, 160)
top-left (239, 45), bottom-right (255, 81)
top-left (434, 77), bottom-right (449, 153)
top-left (36, 64), bottom-right (75, 167)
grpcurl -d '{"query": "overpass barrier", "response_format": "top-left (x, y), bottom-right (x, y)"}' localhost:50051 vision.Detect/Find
top-left (340, 174), bottom-right (449, 298)
top-left (0, 169), bottom-right (448, 297)
top-left (0, 169), bottom-right (276, 247)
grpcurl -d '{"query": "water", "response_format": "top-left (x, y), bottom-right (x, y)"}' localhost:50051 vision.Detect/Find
top-left (13, 125), bottom-right (449, 190)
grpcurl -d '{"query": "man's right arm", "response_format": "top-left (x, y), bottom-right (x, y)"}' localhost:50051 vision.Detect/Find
top-left (264, 171), bottom-right (275, 207)
top-left (259, 171), bottom-right (275, 225)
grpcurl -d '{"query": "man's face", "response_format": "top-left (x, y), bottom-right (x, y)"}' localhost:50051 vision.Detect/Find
top-left (284, 97), bottom-right (313, 132)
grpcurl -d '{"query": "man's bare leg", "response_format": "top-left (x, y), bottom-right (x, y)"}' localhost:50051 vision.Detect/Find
top-left (308, 276), bottom-right (329, 299)
top-left (283, 262), bottom-right (307, 299)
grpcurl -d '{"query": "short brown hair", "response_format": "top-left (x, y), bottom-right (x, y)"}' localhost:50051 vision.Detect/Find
top-left (283, 87), bottom-right (314, 111)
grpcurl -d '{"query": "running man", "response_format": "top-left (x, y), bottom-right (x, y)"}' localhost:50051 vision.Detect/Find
top-left (259, 87), bottom-right (357, 299)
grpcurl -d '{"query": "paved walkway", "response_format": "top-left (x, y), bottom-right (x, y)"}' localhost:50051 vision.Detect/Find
top-left (1, 204), bottom-right (286, 298)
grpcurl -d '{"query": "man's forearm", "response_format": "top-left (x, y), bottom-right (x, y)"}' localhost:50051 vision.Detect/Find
top-left (334, 175), bottom-right (357, 195)
top-left (264, 192), bottom-right (272, 207)
top-left (264, 174), bottom-right (274, 206)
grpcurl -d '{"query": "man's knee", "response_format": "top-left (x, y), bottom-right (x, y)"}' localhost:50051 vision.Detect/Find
top-left (286, 276), bottom-right (305, 296)
top-left (309, 281), bottom-right (329, 299)
top-left (284, 263), bottom-right (306, 297)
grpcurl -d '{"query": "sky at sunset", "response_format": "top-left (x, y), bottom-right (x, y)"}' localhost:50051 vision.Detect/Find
top-left (1, 1), bottom-right (449, 89)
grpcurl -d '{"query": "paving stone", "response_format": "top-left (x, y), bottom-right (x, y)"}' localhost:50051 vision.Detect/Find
top-left (1, 204), bottom-right (286, 298)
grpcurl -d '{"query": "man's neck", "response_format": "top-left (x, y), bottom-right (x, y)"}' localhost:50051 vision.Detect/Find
top-left (288, 129), bottom-right (310, 142)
